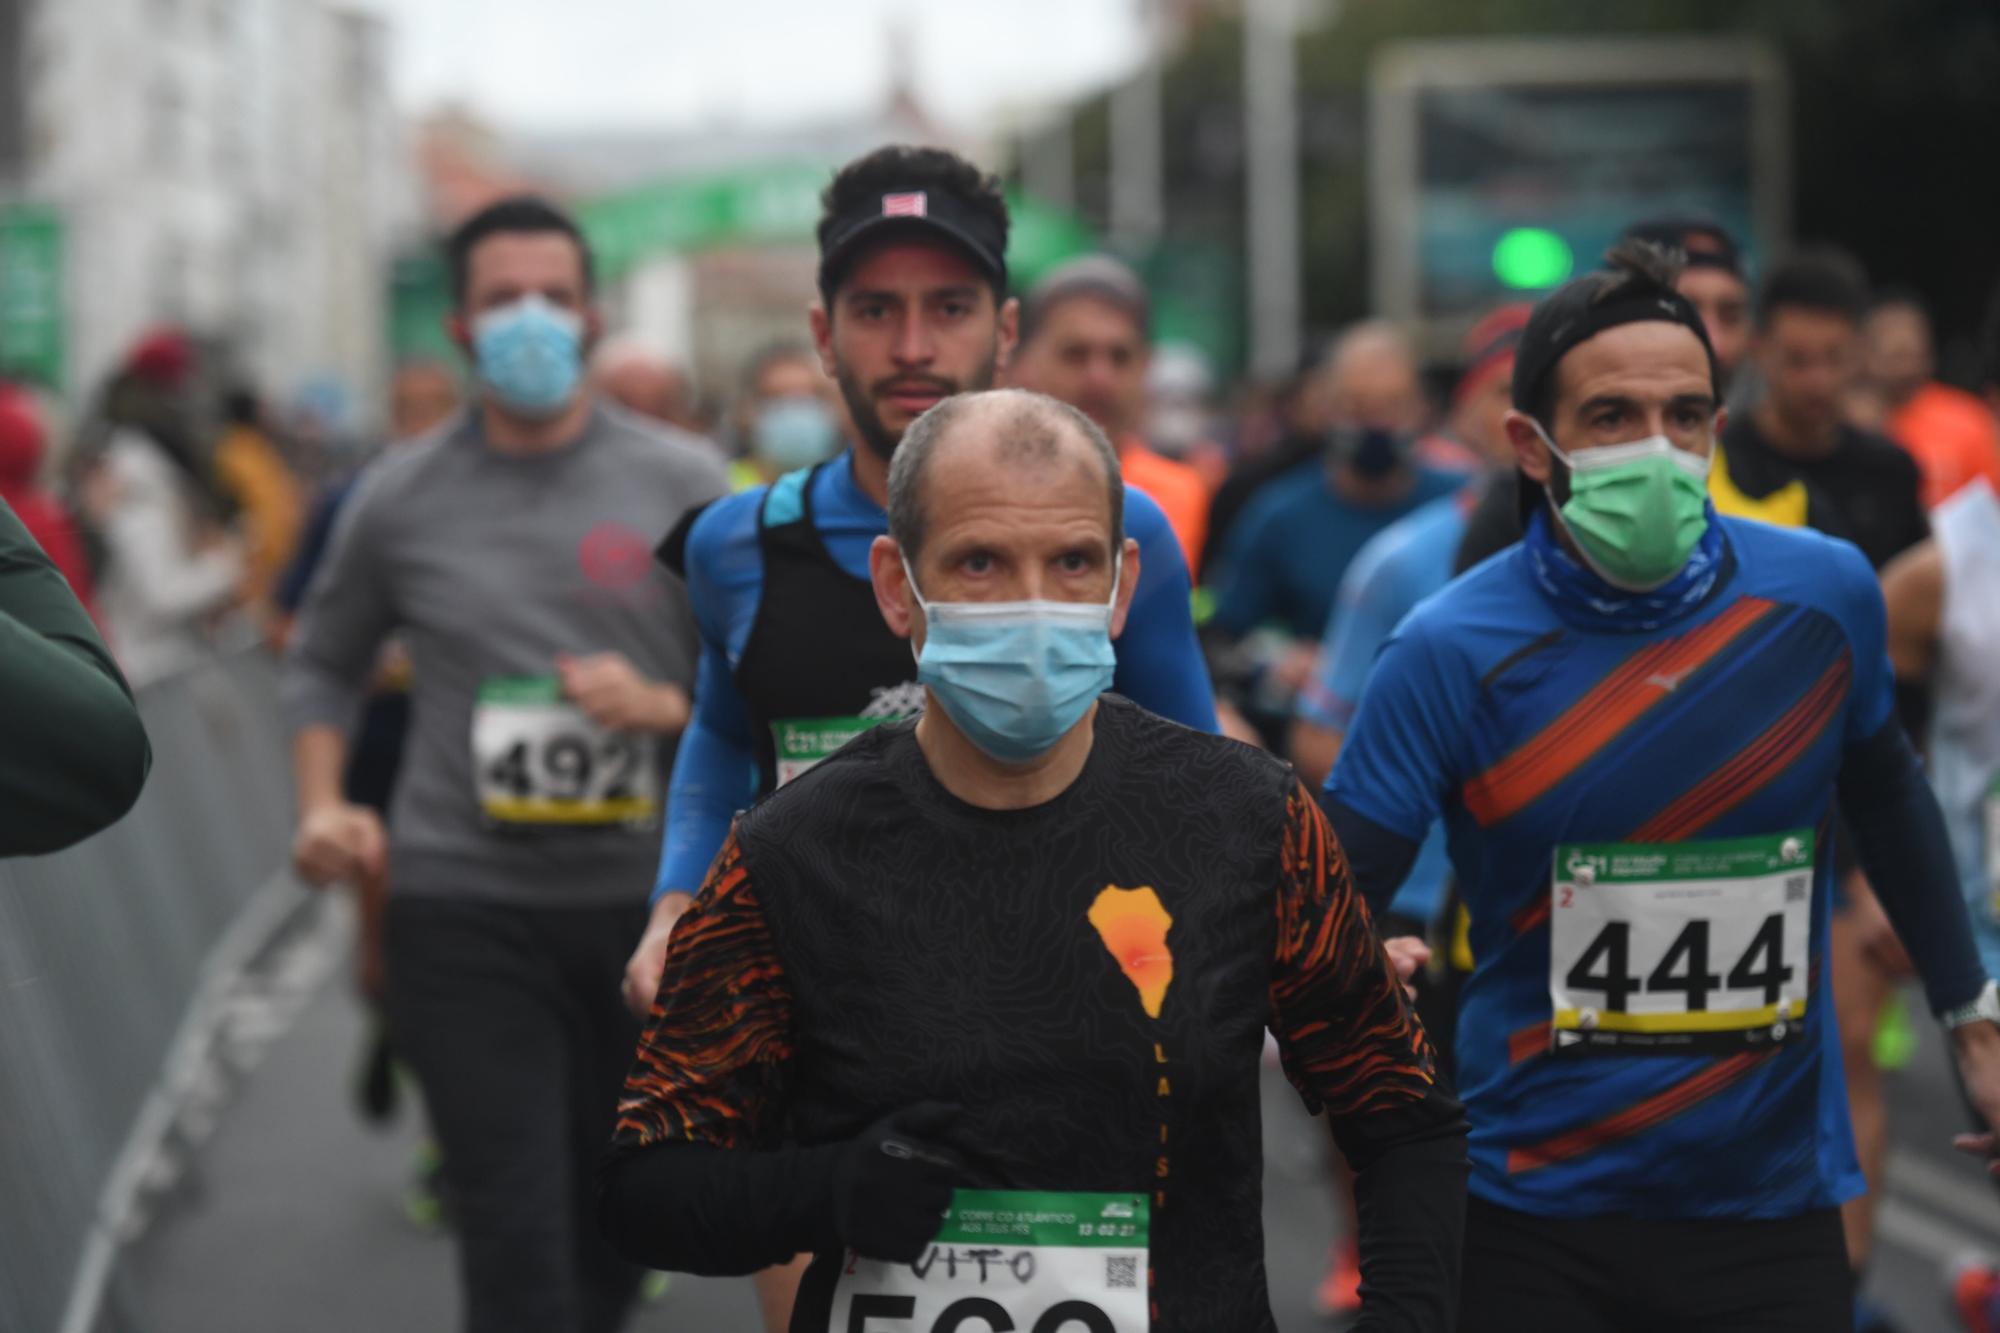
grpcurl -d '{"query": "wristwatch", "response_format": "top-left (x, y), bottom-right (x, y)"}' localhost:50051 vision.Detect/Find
top-left (1941, 979), bottom-right (2000, 1030)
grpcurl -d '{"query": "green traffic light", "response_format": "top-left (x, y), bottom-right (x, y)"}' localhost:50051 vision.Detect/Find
top-left (1493, 228), bottom-right (1574, 289)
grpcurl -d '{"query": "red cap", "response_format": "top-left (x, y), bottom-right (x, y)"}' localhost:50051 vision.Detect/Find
top-left (126, 327), bottom-right (195, 389)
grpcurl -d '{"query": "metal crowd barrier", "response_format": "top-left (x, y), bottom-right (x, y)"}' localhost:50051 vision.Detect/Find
top-left (0, 652), bottom-right (300, 1333)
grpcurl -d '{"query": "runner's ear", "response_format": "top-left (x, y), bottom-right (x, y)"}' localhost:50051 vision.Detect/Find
top-left (1109, 537), bottom-right (1141, 641)
top-left (869, 535), bottom-right (917, 640)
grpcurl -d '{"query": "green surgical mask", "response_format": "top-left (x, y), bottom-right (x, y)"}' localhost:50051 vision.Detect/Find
top-left (1535, 427), bottom-right (1712, 591)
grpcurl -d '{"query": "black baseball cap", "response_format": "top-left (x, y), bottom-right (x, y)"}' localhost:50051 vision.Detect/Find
top-left (817, 181), bottom-right (1008, 300)
top-left (1509, 252), bottom-right (1720, 524)
top-left (1620, 215), bottom-right (1745, 280)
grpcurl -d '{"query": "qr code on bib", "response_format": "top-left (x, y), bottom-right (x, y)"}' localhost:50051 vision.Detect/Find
top-left (1106, 1255), bottom-right (1138, 1289)
top-left (1785, 874), bottom-right (1809, 903)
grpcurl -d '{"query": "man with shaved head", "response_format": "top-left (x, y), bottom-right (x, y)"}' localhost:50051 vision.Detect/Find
top-left (602, 386), bottom-right (1468, 1333)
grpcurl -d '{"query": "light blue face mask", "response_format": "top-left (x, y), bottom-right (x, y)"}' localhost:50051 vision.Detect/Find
top-left (471, 295), bottom-right (584, 418)
top-left (903, 554), bottom-right (1121, 764)
top-left (751, 396), bottom-right (841, 472)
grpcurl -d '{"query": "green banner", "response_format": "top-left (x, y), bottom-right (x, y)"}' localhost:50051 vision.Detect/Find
top-left (578, 164), bottom-right (1095, 287)
top-left (389, 165), bottom-right (1097, 359)
top-left (0, 203), bottom-right (65, 388)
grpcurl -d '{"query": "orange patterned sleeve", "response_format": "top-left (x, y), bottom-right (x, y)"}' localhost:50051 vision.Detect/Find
top-left (614, 830), bottom-right (795, 1153)
top-left (1269, 778), bottom-right (1442, 1127)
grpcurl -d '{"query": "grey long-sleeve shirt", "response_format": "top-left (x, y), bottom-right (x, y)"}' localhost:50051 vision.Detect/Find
top-left (282, 405), bottom-right (728, 907)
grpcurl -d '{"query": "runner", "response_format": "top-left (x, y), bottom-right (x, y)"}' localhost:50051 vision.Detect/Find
top-left (623, 150), bottom-right (1218, 1329)
top-left (1859, 289), bottom-right (2000, 509)
top-left (1718, 247), bottom-right (1928, 564)
top-left (1325, 241), bottom-right (2000, 1331)
top-left (284, 195), bottom-right (728, 1333)
top-left (726, 342), bottom-right (844, 491)
top-left (600, 387), bottom-right (1468, 1333)
top-left (1008, 254), bottom-right (1213, 568)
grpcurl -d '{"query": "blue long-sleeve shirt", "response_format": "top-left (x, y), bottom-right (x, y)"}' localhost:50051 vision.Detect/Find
top-left (654, 451), bottom-right (1219, 900)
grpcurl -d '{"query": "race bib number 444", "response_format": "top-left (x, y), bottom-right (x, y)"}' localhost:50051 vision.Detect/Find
top-left (1550, 830), bottom-right (1814, 1056)
top-left (830, 1190), bottom-right (1148, 1333)
top-left (471, 677), bottom-right (660, 829)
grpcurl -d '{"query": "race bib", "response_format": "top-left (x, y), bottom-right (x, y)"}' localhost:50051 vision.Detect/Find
top-left (773, 716), bottom-right (890, 787)
top-left (1549, 830), bottom-right (1814, 1056)
top-left (830, 1190), bottom-right (1148, 1333)
top-left (1985, 773), bottom-right (2000, 924)
top-left (471, 677), bottom-right (659, 829)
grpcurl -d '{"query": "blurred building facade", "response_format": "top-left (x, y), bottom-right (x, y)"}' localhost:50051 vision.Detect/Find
top-left (9, 0), bottom-right (414, 416)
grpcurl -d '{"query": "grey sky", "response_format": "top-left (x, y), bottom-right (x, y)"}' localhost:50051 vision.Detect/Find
top-left (354, 0), bottom-right (1147, 134)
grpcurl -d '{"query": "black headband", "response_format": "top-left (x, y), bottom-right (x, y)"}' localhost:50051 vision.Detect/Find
top-left (1511, 288), bottom-right (1720, 418)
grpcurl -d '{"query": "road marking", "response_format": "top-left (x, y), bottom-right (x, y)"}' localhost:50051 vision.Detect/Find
top-left (1876, 1195), bottom-right (1990, 1265)
top-left (1887, 1148), bottom-right (2000, 1235)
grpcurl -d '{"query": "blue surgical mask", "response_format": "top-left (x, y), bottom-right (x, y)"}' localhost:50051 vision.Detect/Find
top-left (751, 396), bottom-right (840, 472)
top-left (903, 555), bottom-right (1120, 764)
top-left (471, 295), bottom-right (584, 418)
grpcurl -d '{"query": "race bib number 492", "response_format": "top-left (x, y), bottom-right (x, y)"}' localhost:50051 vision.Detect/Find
top-left (471, 677), bottom-right (660, 829)
top-left (830, 1190), bottom-right (1148, 1333)
top-left (1549, 829), bottom-right (1814, 1056)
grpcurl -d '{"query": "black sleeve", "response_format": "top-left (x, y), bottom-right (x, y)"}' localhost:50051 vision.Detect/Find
top-left (654, 498), bottom-right (717, 580)
top-left (1322, 793), bottom-right (1425, 921)
top-left (599, 1140), bottom-right (837, 1276)
top-left (1350, 1135), bottom-right (1469, 1333)
top-left (1837, 719), bottom-right (1989, 1014)
top-left (1452, 470), bottom-right (1523, 575)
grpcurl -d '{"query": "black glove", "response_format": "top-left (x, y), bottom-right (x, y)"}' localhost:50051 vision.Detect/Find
top-left (827, 1102), bottom-right (964, 1262)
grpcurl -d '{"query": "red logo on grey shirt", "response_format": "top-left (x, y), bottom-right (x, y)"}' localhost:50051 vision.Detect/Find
top-left (578, 523), bottom-right (653, 589)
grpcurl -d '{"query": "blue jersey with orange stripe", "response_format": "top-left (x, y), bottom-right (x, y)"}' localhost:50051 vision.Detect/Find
top-left (1328, 511), bottom-right (1891, 1219)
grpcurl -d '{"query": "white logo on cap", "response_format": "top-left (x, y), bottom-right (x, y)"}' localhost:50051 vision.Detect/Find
top-left (882, 192), bottom-right (927, 218)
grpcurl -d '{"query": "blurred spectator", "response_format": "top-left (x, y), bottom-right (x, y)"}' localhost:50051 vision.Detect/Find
top-left (591, 335), bottom-right (699, 431)
top-left (1145, 340), bottom-right (1229, 490)
top-left (86, 329), bottom-right (245, 686)
top-left (1200, 338), bottom-right (1343, 582)
top-left (388, 359), bottom-right (463, 441)
top-left (214, 387), bottom-right (306, 614)
top-left (1009, 255), bottom-right (1212, 568)
top-left (1206, 321), bottom-right (1462, 746)
top-left (728, 342), bottom-right (843, 490)
top-left (0, 384), bottom-right (95, 610)
top-left (1861, 289), bottom-right (2000, 508)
